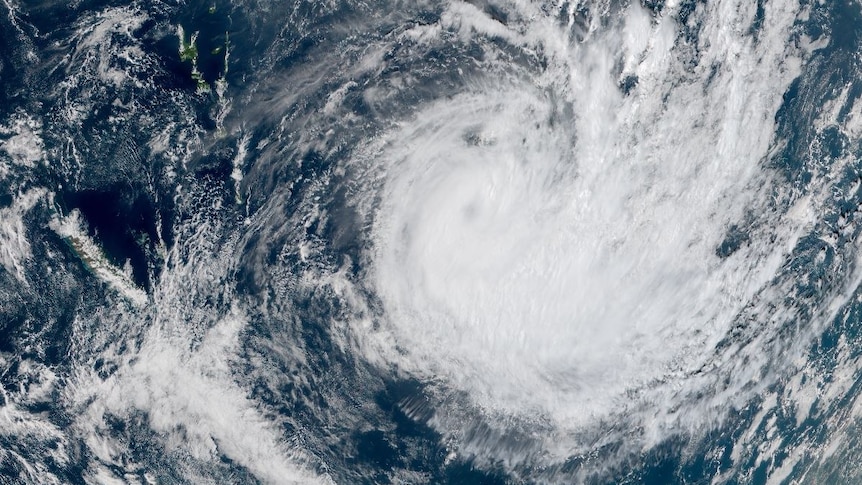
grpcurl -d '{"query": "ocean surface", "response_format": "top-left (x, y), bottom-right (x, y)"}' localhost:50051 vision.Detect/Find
top-left (2, 0), bottom-right (862, 483)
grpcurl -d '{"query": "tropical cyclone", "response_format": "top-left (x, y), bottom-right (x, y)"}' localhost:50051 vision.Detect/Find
top-left (4, 0), bottom-right (862, 483)
top-left (346, 0), bottom-right (834, 474)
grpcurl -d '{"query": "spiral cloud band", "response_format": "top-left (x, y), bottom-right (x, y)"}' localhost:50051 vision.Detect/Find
top-left (7, 0), bottom-right (862, 482)
top-left (344, 0), bottom-right (841, 468)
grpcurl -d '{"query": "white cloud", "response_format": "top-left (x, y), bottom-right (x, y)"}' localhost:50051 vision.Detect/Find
top-left (0, 188), bottom-right (46, 283)
top-left (63, 217), bottom-right (332, 485)
top-left (341, 0), bottom-right (840, 471)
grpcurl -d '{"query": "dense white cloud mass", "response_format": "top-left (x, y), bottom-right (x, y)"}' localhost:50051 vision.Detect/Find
top-left (343, 0), bottom-right (844, 469)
